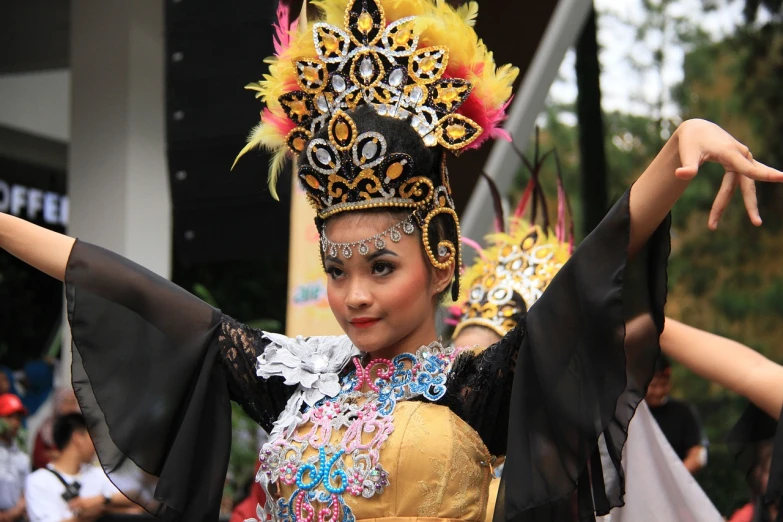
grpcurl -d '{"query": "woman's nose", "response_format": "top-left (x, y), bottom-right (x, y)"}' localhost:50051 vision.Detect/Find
top-left (344, 278), bottom-right (371, 309)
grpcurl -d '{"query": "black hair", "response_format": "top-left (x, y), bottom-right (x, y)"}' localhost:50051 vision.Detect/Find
top-left (653, 354), bottom-right (671, 374)
top-left (53, 413), bottom-right (88, 451)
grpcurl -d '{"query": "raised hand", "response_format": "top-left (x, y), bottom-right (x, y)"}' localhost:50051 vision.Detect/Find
top-left (673, 118), bottom-right (783, 230)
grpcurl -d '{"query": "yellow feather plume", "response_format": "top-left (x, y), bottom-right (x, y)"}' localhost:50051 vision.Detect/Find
top-left (232, 121), bottom-right (289, 200)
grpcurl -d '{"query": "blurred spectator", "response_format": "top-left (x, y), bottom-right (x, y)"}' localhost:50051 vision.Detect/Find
top-left (230, 461), bottom-right (266, 522)
top-left (19, 361), bottom-right (54, 420)
top-left (645, 355), bottom-right (706, 474)
top-left (25, 413), bottom-right (137, 522)
top-left (0, 393), bottom-right (29, 521)
top-left (32, 389), bottom-right (80, 471)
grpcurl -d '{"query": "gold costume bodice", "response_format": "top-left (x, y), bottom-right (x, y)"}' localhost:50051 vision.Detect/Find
top-left (274, 401), bottom-right (493, 521)
top-left (256, 343), bottom-right (502, 522)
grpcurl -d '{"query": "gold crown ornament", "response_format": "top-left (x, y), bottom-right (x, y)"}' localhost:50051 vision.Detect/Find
top-left (453, 222), bottom-right (571, 338)
top-left (234, 0), bottom-right (517, 295)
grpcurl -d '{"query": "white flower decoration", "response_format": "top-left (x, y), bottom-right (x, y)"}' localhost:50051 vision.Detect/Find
top-left (257, 332), bottom-right (359, 439)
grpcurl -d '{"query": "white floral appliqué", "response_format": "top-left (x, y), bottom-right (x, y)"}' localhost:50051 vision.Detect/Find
top-left (256, 332), bottom-right (359, 440)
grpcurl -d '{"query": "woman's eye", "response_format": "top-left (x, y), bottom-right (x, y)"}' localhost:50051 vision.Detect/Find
top-left (325, 266), bottom-right (344, 279)
top-left (372, 261), bottom-right (395, 276)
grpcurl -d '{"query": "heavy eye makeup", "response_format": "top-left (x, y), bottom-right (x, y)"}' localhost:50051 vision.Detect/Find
top-left (323, 250), bottom-right (398, 279)
top-left (370, 260), bottom-right (396, 276)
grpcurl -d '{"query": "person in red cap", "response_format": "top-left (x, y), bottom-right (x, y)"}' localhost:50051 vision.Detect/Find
top-left (0, 393), bottom-right (29, 521)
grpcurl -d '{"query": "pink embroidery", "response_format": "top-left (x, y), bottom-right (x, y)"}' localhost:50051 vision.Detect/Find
top-left (352, 357), bottom-right (393, 392)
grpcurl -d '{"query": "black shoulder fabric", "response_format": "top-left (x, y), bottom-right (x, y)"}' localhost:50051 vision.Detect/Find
top-left (67, 240), bottom-right (236, 521)
top-left (444, 321), bottom-right (525, 457)
top-left (491, 188), bottom-right (670, 522)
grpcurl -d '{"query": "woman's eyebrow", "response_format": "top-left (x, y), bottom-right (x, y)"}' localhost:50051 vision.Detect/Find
top-left (367, 249), bottom-right (399, 261)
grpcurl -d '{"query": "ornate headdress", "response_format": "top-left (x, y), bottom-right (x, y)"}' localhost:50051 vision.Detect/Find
top-left (235, 0), bottom-right (517, 298)
top-left (451, 147), bottom-right (574, 339)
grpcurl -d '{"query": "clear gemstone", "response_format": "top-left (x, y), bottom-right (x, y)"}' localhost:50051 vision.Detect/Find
top-left (316, 94), bottom-right (329, 112)
top-left (360, 57), bottom-right (374, 79)
top-left (388, 69), bottom-right (404, 87)
top-left (358, 243), bottom-right (369, 255)
top-left (343, 246), bottom-right (353, 258)
top-left (423, 133), bottom-right (437, 146)
top-left (438, 245), bottom-right (449, 257)
top-left (377, 105), bottom-right (388, 115)
top-left (390, 228), bottom-right (401, 242)
top-left (409, 86), bottom-right (423, 103)
top-left (361, 141), bottom-right (378, 159)
top-left (403, 222), bottom-right (415, 234)
top-left (375, 237), bottom-right (385, 249)
top-left (329, 245), bottom-right (337, 257)
top-left (332, 75), bottom-right (346, 92)
top-left (315, 148), bottom-right (331, 164)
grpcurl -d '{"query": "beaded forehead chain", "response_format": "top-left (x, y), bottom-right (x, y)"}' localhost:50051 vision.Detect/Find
top-left (321, 214), bottom-right (416, 259)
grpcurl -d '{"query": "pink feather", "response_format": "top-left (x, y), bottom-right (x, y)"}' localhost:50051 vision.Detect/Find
top-left (262, 107), bottom-right (296, 136)
top-left (272, 2), bottom-right (298, 57)
top-left (460, 237), bottom-right (487, 259)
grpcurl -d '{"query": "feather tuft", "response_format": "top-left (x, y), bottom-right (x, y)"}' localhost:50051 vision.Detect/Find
top-left (272, 2), bottom-right (292, 56)
top-left (456, 1), bottom-right (479, 27)
top-left (267, 147), bottom-right (290, 200)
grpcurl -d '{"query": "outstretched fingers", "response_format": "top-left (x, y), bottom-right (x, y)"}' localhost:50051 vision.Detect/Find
top-left (709, 172), bottom-right (738, 230)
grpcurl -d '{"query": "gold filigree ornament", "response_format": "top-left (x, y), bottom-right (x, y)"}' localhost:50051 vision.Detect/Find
top-left (282, 0), bottom-right (479, 164)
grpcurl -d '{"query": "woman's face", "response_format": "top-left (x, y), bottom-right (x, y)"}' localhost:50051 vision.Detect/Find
top-left (324, 212), bottom-right (451, 358)
top-left (452, 325), bottom-right (501, 349)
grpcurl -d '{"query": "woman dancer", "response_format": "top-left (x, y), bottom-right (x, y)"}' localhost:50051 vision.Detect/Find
top-left (661, 320), bottom-right (783, 521)
top-left (1, 0), bottom-right (781, 521)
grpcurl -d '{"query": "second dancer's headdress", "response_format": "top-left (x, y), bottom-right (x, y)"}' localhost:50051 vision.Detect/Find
top-left (452, 152), bottom-right (574, 338)
top-left (235, 0), bottom-right (518, 299)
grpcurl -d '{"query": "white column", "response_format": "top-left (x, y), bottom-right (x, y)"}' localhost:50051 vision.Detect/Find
top-left (64, 0), bottom-right (169, 382)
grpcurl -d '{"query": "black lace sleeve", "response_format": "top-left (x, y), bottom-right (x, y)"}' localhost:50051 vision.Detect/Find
top-left (444, 321), bottom-right (525, 457)
top-left (453, 188), bottom-right (669, 522)
top-left (65, 240), bottom-right (286, 522)
top-left (218, 316), bottom-right (296, 433)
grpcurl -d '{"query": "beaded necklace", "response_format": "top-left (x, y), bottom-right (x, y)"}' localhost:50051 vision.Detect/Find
top-left (257, 341), bottom-right (464, 522)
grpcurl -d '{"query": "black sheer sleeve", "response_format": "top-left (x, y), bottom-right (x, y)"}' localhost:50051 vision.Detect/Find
top-left (479, 187), bottom-right (670, 522)
top-left (65, 240), bottom-right (289, 522)
top-left (727, 403), bottom-right (783, 521)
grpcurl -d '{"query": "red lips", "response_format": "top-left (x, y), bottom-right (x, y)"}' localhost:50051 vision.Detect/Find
top-left (349, 317), bottom-right (380, 328)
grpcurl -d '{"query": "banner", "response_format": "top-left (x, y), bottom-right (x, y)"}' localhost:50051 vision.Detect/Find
top-left (285, 175), bottom-right (342, 337)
